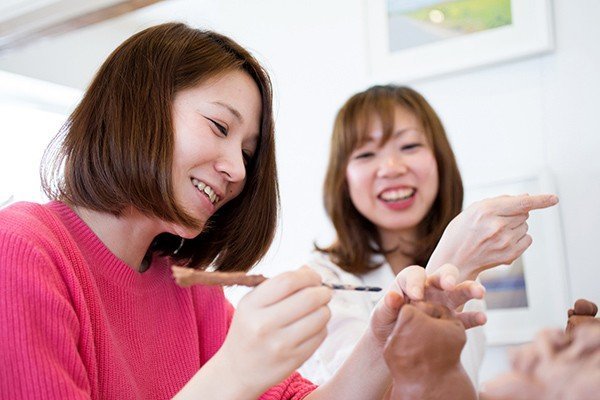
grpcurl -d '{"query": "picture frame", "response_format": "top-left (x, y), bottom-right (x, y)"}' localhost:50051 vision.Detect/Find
top-left (464, 172), bottom-right (570, 345)
top-left (365, 0), bottom-right (554, 82)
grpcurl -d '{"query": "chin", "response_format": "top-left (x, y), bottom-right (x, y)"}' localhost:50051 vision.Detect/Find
top-left (168, 221), bottom-right (206, 239)
top-left (381, 219), bottom-right (421, 232)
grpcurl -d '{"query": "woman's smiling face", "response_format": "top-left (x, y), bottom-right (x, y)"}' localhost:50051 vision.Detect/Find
top-left (166, 69), bottom-right (262, 238)
top-left (345, 105), bottom-right (439, 241)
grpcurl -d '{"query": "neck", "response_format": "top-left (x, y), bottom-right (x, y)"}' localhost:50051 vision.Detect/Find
top-left (379, 227), bottom-right (417, 275)
top-left (385, 250), bottom-right (414, 275)
top-left (71, 205), bottom-right (160, 272)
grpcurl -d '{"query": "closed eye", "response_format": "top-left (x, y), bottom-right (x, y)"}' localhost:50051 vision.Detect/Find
top-left (354, 151), bottom-right (374, 159)
top-left (206, 117), bottom-right (228, 136)
top-left (401, 143), bottom-right (422, 151)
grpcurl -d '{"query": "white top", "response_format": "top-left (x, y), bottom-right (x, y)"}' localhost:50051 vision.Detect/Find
top-left (299, 251), bottom-right (486, 388)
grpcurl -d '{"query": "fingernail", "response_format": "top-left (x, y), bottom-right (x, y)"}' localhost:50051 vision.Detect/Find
top-left (444, 275), bottom-right (456, 288)
top-left (411, 286), bottom-right (423, 299)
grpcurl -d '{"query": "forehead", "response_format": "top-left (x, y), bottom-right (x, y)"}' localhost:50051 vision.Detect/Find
top-left (355, 104), bottom-right (423, 147)
top-left (177, 69), bottom-right (262, 132)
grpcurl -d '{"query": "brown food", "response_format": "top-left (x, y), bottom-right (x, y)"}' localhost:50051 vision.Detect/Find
top-left (171, 266), bottom-right (267, 288)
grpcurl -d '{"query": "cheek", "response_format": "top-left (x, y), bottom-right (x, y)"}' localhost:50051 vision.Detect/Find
top-left (345, 166), bottom-right (364, 202)
top-left (419, 153), bottom-right (439, 196)
top-left (223, 180), bottom-right (246, 204)
top-left (171, 133), bottom-right (190, 176)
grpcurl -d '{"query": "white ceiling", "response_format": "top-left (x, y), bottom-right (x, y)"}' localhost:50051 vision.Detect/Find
top-left (0, 0), bottom-right (60, 22)
top-left (0, 0), bottom-right (123, 24)
top-left (0, 0), bottom-right (160, 53)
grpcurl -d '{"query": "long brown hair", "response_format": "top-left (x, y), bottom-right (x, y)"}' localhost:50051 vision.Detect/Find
top-left (41, 22), bottom-right (278, 272)
top-left (319, 85), bottom-right (462, 274)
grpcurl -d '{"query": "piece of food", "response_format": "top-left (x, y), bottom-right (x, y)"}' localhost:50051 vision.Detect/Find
top-left (171, 266), bottom-right (267, 288)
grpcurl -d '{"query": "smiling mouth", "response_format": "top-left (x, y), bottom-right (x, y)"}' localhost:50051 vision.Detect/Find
top-left (191, 178), bottom-right (220, 205)
top-left (379, 188), bottom-right (416, 202)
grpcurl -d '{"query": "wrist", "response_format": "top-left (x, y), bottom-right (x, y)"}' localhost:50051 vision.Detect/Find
top-left (355, 328), bottom-right (392, 380)
top-left (389, 365), bottom-right (475, 400)
top-left (214, 345), bottom-right (265, 398)
top-left (428, 252), bottom-right (476, 283)
top-left (462, 269), bottom-right (479, 282)
top-left (174, 349), bottom-right (260, 400)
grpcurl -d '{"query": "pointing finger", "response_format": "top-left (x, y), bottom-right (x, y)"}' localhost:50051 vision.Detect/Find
top-left (499, 194), bottom-right (558, 216)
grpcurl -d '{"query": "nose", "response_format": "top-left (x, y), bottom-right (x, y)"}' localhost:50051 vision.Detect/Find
top-left (376, 152), bottom-right (408, 178)
top-left (215, 145), bottom-right (247, 183)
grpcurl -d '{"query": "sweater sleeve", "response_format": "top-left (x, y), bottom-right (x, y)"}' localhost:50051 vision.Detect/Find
top-left (259, 372), bottom-right (317, 400)
top-left (0, 232), bottom-right (91, 399)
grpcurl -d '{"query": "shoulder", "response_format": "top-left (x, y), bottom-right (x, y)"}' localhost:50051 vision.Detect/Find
top-left (304, 250), bottom-right (364, 286)
top-left (0, 201), bottom-right (63, 247)
top-left (0, 201), bottom-right (77, 297)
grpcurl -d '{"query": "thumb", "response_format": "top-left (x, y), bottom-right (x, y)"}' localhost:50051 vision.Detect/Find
top-left (385, 290), bottom-right (404, 312)
top-left (375, 290), bottom-right (405, 326)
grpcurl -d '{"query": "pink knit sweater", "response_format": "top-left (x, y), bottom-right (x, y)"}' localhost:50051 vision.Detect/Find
top-left (0, 201), bottom-right (316, 399)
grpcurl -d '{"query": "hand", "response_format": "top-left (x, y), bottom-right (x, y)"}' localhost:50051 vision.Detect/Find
top-left (427, 193), bottom-right (559, 281)
top-left (217, 267), bottom-right (332, 395)
top-left (480, 324), bottom-right (600, 400)
top-left (383, 302), bottom-right (478, 400)
top-left (384, 302), bottom-right (466, 373)
top-left (369, 264), bottom-right (486, 347)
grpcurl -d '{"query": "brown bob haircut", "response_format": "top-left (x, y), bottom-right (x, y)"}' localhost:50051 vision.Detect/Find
top-left (41, 22), bottom-right (278, 272)
top-left (319, 85), bottom-right (463, 274)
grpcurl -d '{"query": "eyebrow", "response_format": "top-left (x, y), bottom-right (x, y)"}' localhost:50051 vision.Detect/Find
top-left (364, 127), bottom-right (417, 144)
top-left (391, 128), bottom-right (420, 138)
top-left (212, 101), bottom-right (243, 123)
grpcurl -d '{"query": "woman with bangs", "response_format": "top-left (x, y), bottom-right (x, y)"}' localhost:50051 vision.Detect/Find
top-left (0, 24), bottom-right (490, 399)
top-left (299, 85), bottom-right (558, 387)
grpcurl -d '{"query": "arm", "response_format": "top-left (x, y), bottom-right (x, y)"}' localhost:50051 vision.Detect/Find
top-left (305, 265), bottom-right (486, 400)
top-left (304, 296), bottom-right (396, 400)
top-left (427, 194), bottom-right (558, 282)
top-left (0, 234), bottom-right (91, 399)
top-left (299, 259), bottom-right (375, 384)
top-left (174, 267), bottom-right (331, 400)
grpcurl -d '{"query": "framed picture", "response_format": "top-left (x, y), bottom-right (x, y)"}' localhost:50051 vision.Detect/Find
top-left (464, 172), bottom-right (570, 345)
top-left (365, 0), bottom-right (554, 82)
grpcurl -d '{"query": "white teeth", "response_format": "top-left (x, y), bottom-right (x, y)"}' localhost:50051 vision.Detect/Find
top-left (191, 178), bottom-right (220, 205)
top-left (380, 188), bottom-right (415, 202)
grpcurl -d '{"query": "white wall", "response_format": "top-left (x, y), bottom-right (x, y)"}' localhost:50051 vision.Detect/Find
top-left (1, 0), bottom-right (599, 384)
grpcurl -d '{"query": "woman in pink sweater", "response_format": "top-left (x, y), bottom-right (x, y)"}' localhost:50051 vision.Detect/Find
top-left (0, 23), bottom-right (485, 399)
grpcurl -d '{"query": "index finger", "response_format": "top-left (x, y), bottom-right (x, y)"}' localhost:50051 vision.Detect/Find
top-left (246, 266), bottom-right (323, 307)
top-left (499, 194), bottom-right (558, 216)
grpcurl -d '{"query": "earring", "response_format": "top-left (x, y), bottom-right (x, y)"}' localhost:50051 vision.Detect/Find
top-left (173, 237), bottom-right (185, 255)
